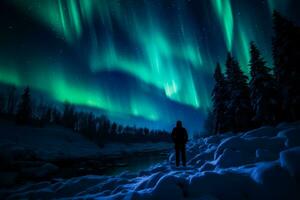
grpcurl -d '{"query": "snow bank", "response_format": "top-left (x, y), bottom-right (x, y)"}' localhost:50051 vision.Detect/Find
top-left (280, 147), bottom-right (300, 180)
top-left (1, 122), bottom-right (300, 200)
top-left (278, 127), bottom-right (300, 148)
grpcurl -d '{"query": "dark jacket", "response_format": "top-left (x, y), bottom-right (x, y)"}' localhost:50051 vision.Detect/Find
top-left (171, 127), bottom-right (188, 144)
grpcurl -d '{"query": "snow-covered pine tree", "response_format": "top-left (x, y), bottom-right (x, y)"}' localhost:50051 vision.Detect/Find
top-left (225, 53), bottom-right (254, 132)
top-left (212, 63), bottom-right (229, 134)
top-left (272, 10), bottom-right (300, 121)
top-left (249, 42), bottom-right (280, 126)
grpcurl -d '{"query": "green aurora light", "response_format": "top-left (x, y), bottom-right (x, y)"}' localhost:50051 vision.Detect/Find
top-left (0, 0), bottom-right (298, 130)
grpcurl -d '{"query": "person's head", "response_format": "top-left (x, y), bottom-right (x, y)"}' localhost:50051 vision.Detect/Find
top-left (176, 120), bottom-right (182, 128)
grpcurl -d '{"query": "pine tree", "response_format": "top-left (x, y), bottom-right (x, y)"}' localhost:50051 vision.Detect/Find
top-left (118, 125), bottom-right (123, 135)
top-left (272, 10), bottom-right (300, 121)
top-left (249, 42), bottom-right (280, 126)
top-left (52, 107), bottom-right (61, 125)
top-left (87, 112), bottom-right (96, 138)
top-left (225, 53), bottom-right (253, 132)
top-left (212, 63), bottom-right (229, 134)
top-left (62, 101), bottom-right (76, 129)
top-left (203, 109), bottom-right (214, 135)
top-left (0, 93), bottom-right (5, 115)
top-left (111, 122), bottom-right (118, 136)
top-left (16, 87), bottom-right (32, 124)
top-left (97, 115), bottom-right (110, 139)
top-left (44, 107), bottom-right (52, 123)
top-left (7, 85), bottom-right (16, 115)
top-left (144, 128), bottom-right (149, 136)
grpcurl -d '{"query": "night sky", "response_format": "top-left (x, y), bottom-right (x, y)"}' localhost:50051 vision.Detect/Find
top-left (0, 0), bottom-right (300, 133)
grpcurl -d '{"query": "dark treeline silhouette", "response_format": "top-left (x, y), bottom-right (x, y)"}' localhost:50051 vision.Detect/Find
top-left (210, 11), bottom-right (300, 134)
top-left (0, 87), bottom-right (171, 145)
top-left (16, 87), bottom-right (32, 125)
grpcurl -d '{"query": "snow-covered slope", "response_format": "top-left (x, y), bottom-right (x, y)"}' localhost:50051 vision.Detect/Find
top-left (1, 122), bottom-right (300, 200)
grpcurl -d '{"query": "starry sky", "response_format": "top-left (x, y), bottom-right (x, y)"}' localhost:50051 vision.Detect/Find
top-left (0, 0), bottom-right (299, 133)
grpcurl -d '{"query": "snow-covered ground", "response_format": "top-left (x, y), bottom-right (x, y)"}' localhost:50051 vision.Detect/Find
top-left (1, 122), bottom-right (300, 199)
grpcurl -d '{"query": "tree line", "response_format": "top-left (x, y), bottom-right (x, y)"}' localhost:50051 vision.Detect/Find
top-left (0, 87), bottom-right (171, 145)
top-left (209, 11), bottom-right (300, 134)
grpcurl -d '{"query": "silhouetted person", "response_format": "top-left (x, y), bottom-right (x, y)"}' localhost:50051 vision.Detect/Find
top-left (171, 120), bottom-right (188, 167)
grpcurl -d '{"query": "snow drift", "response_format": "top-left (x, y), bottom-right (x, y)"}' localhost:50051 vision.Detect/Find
top-left (1, 122), bottom-right (300, 200)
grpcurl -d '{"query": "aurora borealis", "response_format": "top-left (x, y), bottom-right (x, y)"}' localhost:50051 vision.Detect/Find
top-left (0, 0), bottom-right (300, 132)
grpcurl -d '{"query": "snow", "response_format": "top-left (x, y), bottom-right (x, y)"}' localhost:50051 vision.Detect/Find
top-left (277, 127), bottom-right (300, 148)
top-left (1, 121), bottom-right (300, 200)
top-left (250, 161), bottom-right (298, 200)
top-left (280, 147), bottom-right (300, 180)
top-left (242, 126), bottom-right (278, 138)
